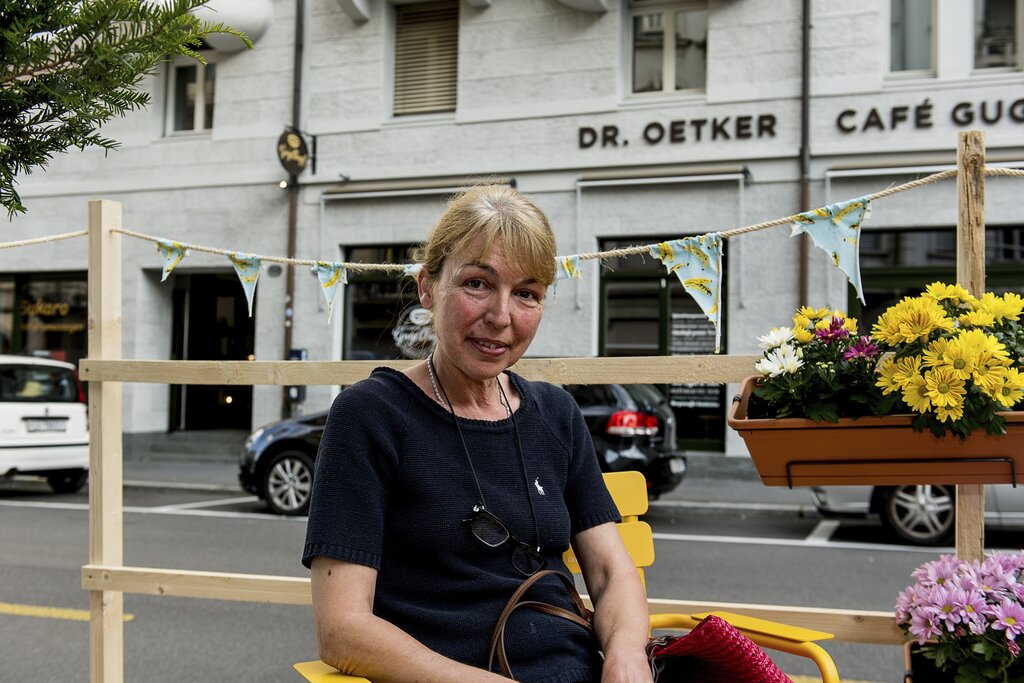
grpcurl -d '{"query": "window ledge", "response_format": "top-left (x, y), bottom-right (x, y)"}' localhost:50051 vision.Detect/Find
top-left (160, 130), bottom-right (213, 141)
top-left (381, 113), bottom-right (457, 129)
top-left (618, 91), bottom-right (707, 110)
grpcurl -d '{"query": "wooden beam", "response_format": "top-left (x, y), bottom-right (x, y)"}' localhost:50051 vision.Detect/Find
top-left (78, 355), bottom-right (761, 386)
top-left (87, 200), bottom-right (124, 683)
top-left (647, 598), bottom-right (902, 646)
top-left (82, 565), bottom-right (312, 606)
top-left (956, 130), bottom-right (987, 563)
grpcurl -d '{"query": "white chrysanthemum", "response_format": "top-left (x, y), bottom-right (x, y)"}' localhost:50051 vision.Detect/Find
top-left (757, 326), bottom-right (795, 350)
top-left (756, 343), bottom-right (804, 377)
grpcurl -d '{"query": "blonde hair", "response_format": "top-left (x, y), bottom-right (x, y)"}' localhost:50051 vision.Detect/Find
top-left (415, 185), bottom-right (557, 287)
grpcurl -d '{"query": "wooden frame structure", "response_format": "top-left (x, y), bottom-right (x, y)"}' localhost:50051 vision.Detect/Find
top-left (79, 131), bottom-right (995, 681)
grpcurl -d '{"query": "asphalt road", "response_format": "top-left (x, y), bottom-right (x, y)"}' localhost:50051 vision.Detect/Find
top-left (3, 463), bottom-right (1017, 682)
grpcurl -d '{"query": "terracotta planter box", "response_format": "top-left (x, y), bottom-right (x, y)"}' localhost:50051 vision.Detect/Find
top-left (727, 376), bottom-right (1024, 488)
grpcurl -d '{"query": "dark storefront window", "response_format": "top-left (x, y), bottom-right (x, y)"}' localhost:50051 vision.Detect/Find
top-left (0, 274), bottom-right (88, 367)
top-left (852, 226), bottom-right (1024, 331)
top-left (600, 238), bottom-right (725, 451)
top-left (344, 245), bottom-right (420, 360)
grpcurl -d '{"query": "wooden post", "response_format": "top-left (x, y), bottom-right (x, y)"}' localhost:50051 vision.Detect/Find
top-left (87, 200), bottom-right (124, 683)
top-left (955, 131), bottom-right (986, 562)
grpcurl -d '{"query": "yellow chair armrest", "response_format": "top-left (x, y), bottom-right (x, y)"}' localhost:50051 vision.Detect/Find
top-left (693, 611), bottom-right (835, 643)
top-left (293, 660), bottom-right (372, 682)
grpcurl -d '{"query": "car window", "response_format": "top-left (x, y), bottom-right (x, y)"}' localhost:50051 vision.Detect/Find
top-left (622, 384), bottom-right (666, 406)
top-left (0, 365), bottom-right (77, 402)
top-left (564, 384), bottom-right (615, 408)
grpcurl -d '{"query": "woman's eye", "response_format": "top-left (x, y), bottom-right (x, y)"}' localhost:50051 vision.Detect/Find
top-left (517, 289), bottom-right (542, 303)
top-left (465, 278), bottom-right (486, 289)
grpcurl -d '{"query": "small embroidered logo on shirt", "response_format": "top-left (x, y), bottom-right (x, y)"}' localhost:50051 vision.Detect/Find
top-left (534, 478), bottom-right (545, 496)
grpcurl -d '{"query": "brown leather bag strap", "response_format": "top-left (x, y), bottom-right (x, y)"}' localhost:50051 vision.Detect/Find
top-left (487, 570), bottom-right (595, 679)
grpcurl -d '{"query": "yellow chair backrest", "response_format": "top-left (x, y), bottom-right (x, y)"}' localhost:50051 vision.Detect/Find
top-left (562, 471), bottom-right (654, 588)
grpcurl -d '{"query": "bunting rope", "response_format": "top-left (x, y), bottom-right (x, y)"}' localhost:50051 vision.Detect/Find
top-left (0, 229), bottom-right (88, 250)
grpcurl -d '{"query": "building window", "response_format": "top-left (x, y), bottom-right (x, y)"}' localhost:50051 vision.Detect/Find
top-left (629, 1), bottom-right (707, 95)
top-left (393, 0), bottom-right (459, 116)
top-left (975, 0), bottom-right (1020, 69)
top-left (890, 0), bottom-right (934, 73)
top-left (166, 56), bottom-right (216, 134)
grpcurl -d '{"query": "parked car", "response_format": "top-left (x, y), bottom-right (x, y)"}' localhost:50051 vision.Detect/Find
top-left (239, 383), bottom-right (687, 516)
top-left (0, 355), bottom-right (89, 493)
top-left (810, 484), bottom-right (1024, 545)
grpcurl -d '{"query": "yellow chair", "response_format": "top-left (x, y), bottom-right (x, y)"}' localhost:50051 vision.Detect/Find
top-left (295, 470), bottom-right (839, 682)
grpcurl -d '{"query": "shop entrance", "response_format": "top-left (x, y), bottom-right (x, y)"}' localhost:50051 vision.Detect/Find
top-left (169, 273), bottom-right (254, 430)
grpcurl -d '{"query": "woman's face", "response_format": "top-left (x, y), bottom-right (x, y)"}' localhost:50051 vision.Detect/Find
top-left (419, 240), bottom-right (546, 383)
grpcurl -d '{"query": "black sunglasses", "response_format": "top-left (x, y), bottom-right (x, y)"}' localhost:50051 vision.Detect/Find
top-left (463, 505), bottom-right (547, 577)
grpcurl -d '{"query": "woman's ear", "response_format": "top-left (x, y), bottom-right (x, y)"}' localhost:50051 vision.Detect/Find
top-left (417, 269), bottom-right (433, 309)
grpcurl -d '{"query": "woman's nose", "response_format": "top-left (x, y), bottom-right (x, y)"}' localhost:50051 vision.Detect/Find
top-left (486, 293), bottom-right (512, 327)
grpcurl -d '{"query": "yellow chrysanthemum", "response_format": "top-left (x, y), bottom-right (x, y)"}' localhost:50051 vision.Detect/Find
top-left (871, 296), bottom-right (953, 345)
top-left (922, 337), bottom-right (952, 368)
top-left (797, 306), bottom-right (832, 322)
top-left (793, 326), bottom-right (815, 344)
top-left (974, 353), bottom-right (1009, 397)
top-left (924, 367), bottom-right (966, 408)
top-left (841, 316), bottom-right (858, 334)
top-left (937, 338), bottom-right (978, 381)
top-left (892, 356), bottom-right (923, 387)
top-left (902, 375), bottom-right (932, 413)
top-left (958, 309), bottom-right (996, 328)
top-left (994, 368), bottom-right (1024, 409)
top-left (924, 282), bottom-right (975, 306)
top-left (875, 357), bottom-right (901, 395)
top-left (972, 291), bottom-right (1024, 324)
top-left (935, 402), bottom-right (965, 423)
top-left (792, 314), bottom-right (812, 330)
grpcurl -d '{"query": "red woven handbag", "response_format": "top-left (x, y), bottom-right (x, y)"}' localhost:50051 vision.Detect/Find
top-left (489, 570), bottom-right (792, 683)
top-left (647, 614), bottom-right (793, 683)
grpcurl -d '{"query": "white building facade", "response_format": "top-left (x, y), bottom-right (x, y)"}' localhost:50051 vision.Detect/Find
top-left (6, 0), bottom-right (1023, 454)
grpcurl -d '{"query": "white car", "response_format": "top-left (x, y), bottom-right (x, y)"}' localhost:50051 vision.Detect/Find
top-left (811, 484), bottom-right (1024, 546)
top-left (0, 355), bottom-right (89, 493)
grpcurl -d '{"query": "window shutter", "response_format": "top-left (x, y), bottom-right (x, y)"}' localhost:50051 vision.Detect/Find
top-left (394, 1), bottom-right (459, 116)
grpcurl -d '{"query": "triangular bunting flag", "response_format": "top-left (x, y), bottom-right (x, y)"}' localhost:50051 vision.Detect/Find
top-left (227, 252), bottom-right (261, 317)
top-left (312, 261), bottom-right (348, 323)
top-left (649, 234), bottom-right (724, 352)
top-left (403, 263), bottom-right (423, 278)
top-left (551, 255), bottom-right (582, 295)
top-left (791, 197), bottom-right (870, 304)
top-left (155, 238), bottom-right (189, 282)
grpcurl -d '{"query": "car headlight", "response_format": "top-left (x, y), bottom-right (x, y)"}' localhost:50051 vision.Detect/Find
top-left (244, 427), bottom-right (266, 450)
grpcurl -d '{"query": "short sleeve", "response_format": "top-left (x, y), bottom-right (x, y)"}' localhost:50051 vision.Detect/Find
top-left (301, 382), bottom-right (401, 569)
top-left (561, 392), bottom-right (621, 537)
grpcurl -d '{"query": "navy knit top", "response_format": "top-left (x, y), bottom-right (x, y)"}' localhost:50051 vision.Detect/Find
top-left (302, 368), bottom-right (621, 683)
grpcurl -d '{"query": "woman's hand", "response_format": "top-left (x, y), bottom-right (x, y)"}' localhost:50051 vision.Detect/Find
top-left (601, 648), bottom-right (654, 683)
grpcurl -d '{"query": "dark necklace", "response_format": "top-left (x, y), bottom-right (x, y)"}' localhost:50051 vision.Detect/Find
top-left (429, 356), bottom-right (542, 555)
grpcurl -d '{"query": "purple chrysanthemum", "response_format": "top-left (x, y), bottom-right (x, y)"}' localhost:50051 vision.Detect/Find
top-left (992, 599), bottom-right (1024, 640)
top-left (843, 335), bottom-right (880, 360)
top-left (814, 316), bottom-right (851, 342)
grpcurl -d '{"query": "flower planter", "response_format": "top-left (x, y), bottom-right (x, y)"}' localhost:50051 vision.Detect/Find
top-left (903, 643), bottom-right (954, 683)
top-left (728, 376), bottom-right (1024, 488)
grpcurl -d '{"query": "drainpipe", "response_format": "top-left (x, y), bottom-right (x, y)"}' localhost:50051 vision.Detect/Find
top-left (282, 0), bottom-right (305, 418)
top-left (798, 0), bottom-right (811, 306)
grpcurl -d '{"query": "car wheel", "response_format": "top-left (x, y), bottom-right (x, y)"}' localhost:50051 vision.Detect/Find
top-left (879, 484), bottom-right (955, 545)
top-left (47, 469), bottom-right (88, 494)
top-left (263, 450), bottom-right (314, 516)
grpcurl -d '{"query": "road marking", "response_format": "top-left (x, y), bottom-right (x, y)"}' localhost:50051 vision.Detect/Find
top-left (805, 519), bottom-right (841, 544)
top-left (123, 480), bottom-right (237, 492)
top-left (152, 495), bottom-right (259, 510)
top-left (0, 499), bottom-right (305, 521)
top-left (652, 531), bottom-right (957, 554)
top-left (0, 602), bottom-right (134, 622)
top-left (649, 500), bottom-right (807, 513)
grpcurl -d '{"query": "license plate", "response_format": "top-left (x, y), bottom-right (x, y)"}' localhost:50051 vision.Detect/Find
top-left (25, 418), bottom-right (67, 433)
top-left (669, 458), bottom-right (686, 474)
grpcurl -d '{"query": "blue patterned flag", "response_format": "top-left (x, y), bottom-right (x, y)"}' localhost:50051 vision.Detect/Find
top-left (551, 255), bottom-right (582, 295)
top-left (791, 197), bottom-right (870, 304)
top-left (403, 263), bottom-right (423, 278)
top-left (155, 238), bottom-right (189, 282)
top-left (649, 233), bottom-right (724, 352)
top-left (312, 261), bottom-right (348, 323)
top-left (227, 252), bottom-right (261, 317)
